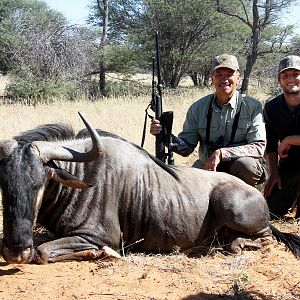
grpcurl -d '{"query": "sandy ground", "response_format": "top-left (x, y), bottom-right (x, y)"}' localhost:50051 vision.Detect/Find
top-left (0, 221), bottom-right (299, 300)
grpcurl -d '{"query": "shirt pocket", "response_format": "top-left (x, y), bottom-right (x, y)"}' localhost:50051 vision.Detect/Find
top-left (235, 118), bottom-right (251, 142)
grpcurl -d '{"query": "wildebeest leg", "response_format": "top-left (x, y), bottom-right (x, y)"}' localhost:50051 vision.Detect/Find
top-left (209, 183), bottom-right (275, 254)
top-left (223, 228), bottom-right (273, 254)
top-left (34, 237), bottom-right (121, 264)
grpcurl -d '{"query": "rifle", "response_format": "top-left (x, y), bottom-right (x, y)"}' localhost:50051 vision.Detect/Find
top-left (141, 31), bottom-right (174, 165)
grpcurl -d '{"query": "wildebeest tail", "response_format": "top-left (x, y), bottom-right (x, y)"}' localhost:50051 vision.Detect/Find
top-left (269, 223), bottom-right (300, 257)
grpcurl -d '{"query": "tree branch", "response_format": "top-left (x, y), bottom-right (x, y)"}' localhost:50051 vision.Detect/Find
top-left (216, 0), bottom-right (251, 27)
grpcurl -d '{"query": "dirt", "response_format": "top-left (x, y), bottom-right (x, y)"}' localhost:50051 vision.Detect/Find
top-left (0, 221), bottom-right (299, 300)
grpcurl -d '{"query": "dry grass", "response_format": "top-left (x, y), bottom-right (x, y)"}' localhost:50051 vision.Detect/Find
top-left (0, 88), bottom-right (213, 166)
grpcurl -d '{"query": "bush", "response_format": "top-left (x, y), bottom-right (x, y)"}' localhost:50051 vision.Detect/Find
top-left (85, 76), bottom-right (149, 99)
top-left (5, 76), bottom-right (79, 102)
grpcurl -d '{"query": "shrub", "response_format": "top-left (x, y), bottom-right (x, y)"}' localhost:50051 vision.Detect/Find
top-left (5, 75), bottom-right (79, 102)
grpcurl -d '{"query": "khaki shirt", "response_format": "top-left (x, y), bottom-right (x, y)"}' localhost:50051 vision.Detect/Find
top-left (178, 91), bottom-right (266, 166)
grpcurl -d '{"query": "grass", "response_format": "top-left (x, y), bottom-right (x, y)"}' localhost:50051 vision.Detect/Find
top-left (0, 70), bottom-right (272, 174)
top-left (0, 88), bottom-right (216, 166)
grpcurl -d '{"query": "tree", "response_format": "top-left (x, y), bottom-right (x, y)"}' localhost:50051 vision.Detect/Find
top-left (0, 0), bottom-right (26, 74)
top-left (1, 0), bottom-right (98, 99)
top-left (186, 17), bottom-right (250, 87)
top-left (88, 0), bottom-right (222, 88)
top-left (136, 0), bottom-right (222, 88)
top-left (216, 0), bottom-right (297, 94)
top-left (290, 35), bottom-right (300, 53)
top-left (96, 0), bottom-right (109, 96)
top-left (149, 1), bottom-right (217, 88)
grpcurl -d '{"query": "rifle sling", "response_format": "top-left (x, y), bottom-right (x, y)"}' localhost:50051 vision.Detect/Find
top-left (205, 93), bottom-right (243, 148)
top-left (141, 104), bottom-right (153, 148)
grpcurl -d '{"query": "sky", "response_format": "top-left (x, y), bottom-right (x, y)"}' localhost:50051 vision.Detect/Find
top-left (43, 0), bottom-right (91, 25)
top-left (43, 0), bottom-right (300, 34)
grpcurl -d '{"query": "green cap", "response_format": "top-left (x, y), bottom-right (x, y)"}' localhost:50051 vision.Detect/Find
top-left (278, 55), bottom-right (300, 74)
top-left (212, 54), bottom-right (239, 72)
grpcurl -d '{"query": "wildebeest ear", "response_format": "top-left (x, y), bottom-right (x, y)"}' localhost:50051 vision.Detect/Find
top-left (45, 166), bottom-right (93, 189)
top-left (0, 140), bottom-right (18, 160)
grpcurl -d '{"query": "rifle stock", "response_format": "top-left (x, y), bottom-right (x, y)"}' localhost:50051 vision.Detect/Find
top-left (154, 94), bottom-right (165, 162)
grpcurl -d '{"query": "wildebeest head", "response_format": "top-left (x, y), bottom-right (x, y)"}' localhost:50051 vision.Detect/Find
top-left (0, 113), bottom-right (102, 264)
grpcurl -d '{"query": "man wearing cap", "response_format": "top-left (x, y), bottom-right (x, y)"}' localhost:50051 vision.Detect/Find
top-left (264, 55), bottom-right (300, 218)
top-left (150, 53), bottom-right (266, 186)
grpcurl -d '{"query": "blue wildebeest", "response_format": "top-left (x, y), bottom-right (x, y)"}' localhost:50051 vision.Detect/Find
top-left (0, 113), bottom-right (299, 264)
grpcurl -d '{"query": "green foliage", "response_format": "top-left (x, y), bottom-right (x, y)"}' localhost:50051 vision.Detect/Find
top-left (5, 75), bottom-right (77, 101)
top-left (290, 34), bottom-right (300, 52)
top-left (106, 80), bottom-right (148, 97)
top-left (0, 0), bottom-right (101, 100)
top-left (1, 0), bottom-right (299, 100)
top-left (86, 75), bottom-right (148, 98)
top-left (105, 45), bottom-right (139, 74)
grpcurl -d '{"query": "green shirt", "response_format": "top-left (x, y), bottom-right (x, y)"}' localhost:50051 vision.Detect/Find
top-left (178, 90), bottom-right (266, 165)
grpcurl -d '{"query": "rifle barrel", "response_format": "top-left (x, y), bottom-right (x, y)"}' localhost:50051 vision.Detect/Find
top-left (154, 31), bottom-right (165, 163)
top-left (155, 31), bottom-right (163, 99)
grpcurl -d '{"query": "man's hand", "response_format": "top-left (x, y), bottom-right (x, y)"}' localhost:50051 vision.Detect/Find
top-left (150, 118), bottom-right (162, 135)
top-left (264, 172), bottom-right (282, 198)
top-left (278, 139), bottom-right (291, 158)
top-left (203, 149), bottom-right (222, 171)
top-left (278, 135), bottom-right (300, 158)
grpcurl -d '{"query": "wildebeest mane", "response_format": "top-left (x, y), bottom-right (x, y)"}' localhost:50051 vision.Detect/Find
top-left (77, 128), bottom-right (179, 180)
top-left (14, 123), bottom-right (75, 145)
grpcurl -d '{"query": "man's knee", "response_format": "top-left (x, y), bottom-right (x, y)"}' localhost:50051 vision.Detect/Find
top-left (228, 157), bottom-right (265, 186)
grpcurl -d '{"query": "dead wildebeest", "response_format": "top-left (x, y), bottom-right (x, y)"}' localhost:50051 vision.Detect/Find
top-left (0, 113), bottom-right (299, 264)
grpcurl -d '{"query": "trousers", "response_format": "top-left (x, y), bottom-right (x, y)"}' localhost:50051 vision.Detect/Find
top-left (266, 156), bottom-right (300, 218)
top-left (193, 157), bottom-right (266, 187)
top-left (216, 157), bottom-right (266, 187)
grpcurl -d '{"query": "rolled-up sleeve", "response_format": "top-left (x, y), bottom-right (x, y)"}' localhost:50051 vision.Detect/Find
top-left (220, 141), bottom-right (266, 161)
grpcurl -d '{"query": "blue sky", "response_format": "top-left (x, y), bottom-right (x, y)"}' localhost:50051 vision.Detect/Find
top-left (43, 0), bottom-right (91, 25)
top-left (44, 0), bottom-right (300, 34)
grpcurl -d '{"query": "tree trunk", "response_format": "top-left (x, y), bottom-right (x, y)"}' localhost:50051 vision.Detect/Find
top-left (203, 69), bottom-right (210, 87)
top-left (189, 71), bottom-right (200, 86)
top-left (241, 53), bottom-right (256, 94)
top-left (97, 0), bottom-right (109, 97)
top-left (241, 0), bottom-right (259, 95)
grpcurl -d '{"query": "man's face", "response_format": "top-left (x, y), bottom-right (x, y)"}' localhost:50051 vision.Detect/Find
top-left (211, 68), bottom-right (240, 98)
top-left (279, 69), bottom-right (300, 95)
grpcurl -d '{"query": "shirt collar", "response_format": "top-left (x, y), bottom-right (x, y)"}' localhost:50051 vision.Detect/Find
top-left (280, 94), bottom-right (300, 114)
top-left (213, 90), bottom-right (238, 109)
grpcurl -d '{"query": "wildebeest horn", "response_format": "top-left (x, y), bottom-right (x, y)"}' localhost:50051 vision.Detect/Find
top-left (31, 112), bottom-right (102, 163)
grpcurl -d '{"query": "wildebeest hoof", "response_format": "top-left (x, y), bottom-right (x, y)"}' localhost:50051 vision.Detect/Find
top-left (33, 248), bottom-right (50, 264)
top-left (229, 237), bottom-right (262, 254)
top-left (101, 246), bottom-right (122, 259)
top-left (2, 246), bottom-right (34, 264)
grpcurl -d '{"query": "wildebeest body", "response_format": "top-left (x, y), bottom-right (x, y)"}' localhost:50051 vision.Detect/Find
top-left (37, 136), bottom-right (267, 251)
top-left (0, 116), bottom-right (299, 264)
